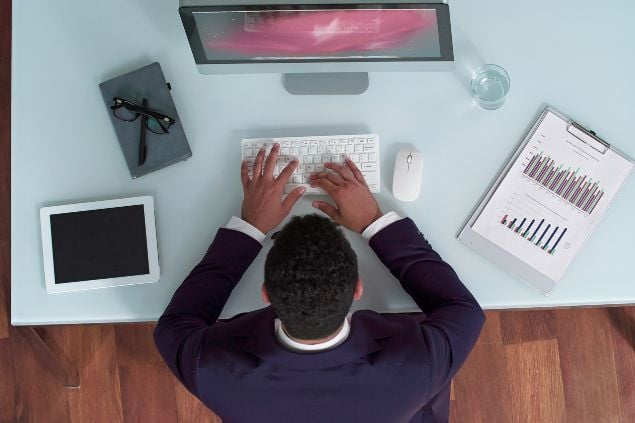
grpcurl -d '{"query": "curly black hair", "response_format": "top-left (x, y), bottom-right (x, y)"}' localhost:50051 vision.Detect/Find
top-left (264, 214), bottom-right (358, 340)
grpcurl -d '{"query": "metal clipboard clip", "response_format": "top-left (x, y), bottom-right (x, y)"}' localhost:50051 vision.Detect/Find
top-left (567, 121), bottom-right (610, 154)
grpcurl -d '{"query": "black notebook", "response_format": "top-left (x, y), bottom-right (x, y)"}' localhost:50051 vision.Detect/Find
top-left (99, 62), bottom-right (192, 178)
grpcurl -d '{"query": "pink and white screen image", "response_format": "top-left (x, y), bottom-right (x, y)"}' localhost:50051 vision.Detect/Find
top-left (193, 8), bottom-right (440, 60)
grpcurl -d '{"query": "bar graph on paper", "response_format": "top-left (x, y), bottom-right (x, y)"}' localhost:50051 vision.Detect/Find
top-left (499, 214), bottom-right (567, 255)
top-left (469, 109), bottom-right (634, 283)
top-left (522, 151), bottom-right (604, 214)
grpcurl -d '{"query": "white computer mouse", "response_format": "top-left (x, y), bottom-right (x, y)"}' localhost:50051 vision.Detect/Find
top-left (392, 148), bottom-right (423, 202)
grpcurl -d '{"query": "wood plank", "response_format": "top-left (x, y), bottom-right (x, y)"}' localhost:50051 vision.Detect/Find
top-left (476, 310), bottom-right (502, 345)
top-left (607, 306), bottom-right (635, 423)
top-left (57, 325), bottom-right (125, 423)
top-left (0, 337), bottom-right (16, 422)
top-left (500, 309), bottom-right (556, 345)
top-left (504, 339), bottom-right (567, 422)
top-left (11, 327), bottom-right (71, 423)
top-left (555, 308), bottom-right (622, 422)
top-left (451, 341), bottom-right (513, 422)
top-left (0, 0), bottom-right (12, 342)
top-left (17, 326), bottom-right (79, 388)
top-left (115, 323), bottom-right (163, 367)
top-left (174, 379), bottom-right (222, 423)
top-left (119, 363), bottom-right (178, 423)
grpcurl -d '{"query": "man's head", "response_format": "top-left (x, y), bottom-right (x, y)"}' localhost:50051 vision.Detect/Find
top-left (263, 214), bottom-right (361, 341)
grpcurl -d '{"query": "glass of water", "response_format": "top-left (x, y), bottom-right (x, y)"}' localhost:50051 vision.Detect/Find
top-left (471, 64), bottom-right (510, 110)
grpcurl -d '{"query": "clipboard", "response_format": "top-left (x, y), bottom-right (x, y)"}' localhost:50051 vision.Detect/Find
top-left (458, 106), bottom-right (633, 295)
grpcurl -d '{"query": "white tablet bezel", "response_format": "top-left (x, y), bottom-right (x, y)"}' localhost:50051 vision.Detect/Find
top-left (40, 196), bottom-right (160, 294)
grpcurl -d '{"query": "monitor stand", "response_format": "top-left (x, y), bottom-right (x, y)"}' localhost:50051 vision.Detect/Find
top-left (283, 72), bottom-right (369, 95)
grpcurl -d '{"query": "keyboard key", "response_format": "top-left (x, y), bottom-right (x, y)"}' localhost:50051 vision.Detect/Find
top-left (361, 162), bottom-right (377, 171)
top-left (285, 184), bottom-right (325, 195)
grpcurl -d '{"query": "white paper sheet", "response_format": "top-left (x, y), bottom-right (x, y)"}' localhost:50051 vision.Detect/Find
top-left (472, 111), bottom-right (633, 281)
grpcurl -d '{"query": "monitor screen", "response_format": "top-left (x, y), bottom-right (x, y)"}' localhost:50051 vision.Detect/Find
top-left (181, 4), bottom-right (452, 64)
top-left (49, 205), bottom-right (150, 284)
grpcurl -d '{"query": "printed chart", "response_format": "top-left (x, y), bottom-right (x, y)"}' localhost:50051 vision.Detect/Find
top-left (499, 215), bottom-right (567, 255)
top-left (522, 152), bottom-right (604, 214)
top-left (471, 110), bottom-right (633, 282)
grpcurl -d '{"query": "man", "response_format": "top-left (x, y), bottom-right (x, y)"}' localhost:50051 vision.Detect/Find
top-left (154, 144), bottom-right (485, 422)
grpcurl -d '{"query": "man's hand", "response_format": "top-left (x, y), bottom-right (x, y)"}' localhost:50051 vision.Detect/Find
top-left (310, 159), bottom-right (383, 233)
top-left (241, 144), bottom-right (305, 234)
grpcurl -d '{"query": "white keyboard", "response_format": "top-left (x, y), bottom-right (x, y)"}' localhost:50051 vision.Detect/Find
top-left (241, 134), bottom-right (380, 195)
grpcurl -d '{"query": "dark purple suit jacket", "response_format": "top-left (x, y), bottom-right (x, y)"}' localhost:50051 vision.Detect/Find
top-left (155, 218), bottom-right (485, 422)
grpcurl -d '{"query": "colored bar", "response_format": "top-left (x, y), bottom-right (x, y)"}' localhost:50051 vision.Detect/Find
top-left (522, 219), bottom-right (536, 237)
top-left (564, 175), bottom-right (580, 200)
top-left (576, 181), bottom-right (594, 208)
top-left (536, 224), bottom-right (551, 246)
top-left (515, 218), bottom-right (527, 233)
top-left (577, 182), bottom-right (595, 208)
top-left (530, 219), bottom-right (545, 242)
top-left (542, 226), bottom-right (559, 250)
top-left (524, 155), bottom-right (538, 174)
top-left (556, 171), bottom-right (572, 195)
top-left (500, 214), bottom-right (508, 225)
top-left (583, 187), bottom-right (599, 212)
top-left (542, 168), bottom-right (556, 186)
top-left (589, 190), bottom-right (605, 214)
top-left (536, 158), bottom-right (552, 182)
top-left (528, 155), bottom-right (546, 178)
top-left (570, 176), bottom-right (587, 204)
top-left (526, 153), bottom-right (542, 176)
top-left (549, 228), bottom-right (567, 254)
top-left (508, 218), bottom-right (517, 229)
top-left (530, 156), bottom-right (548, 179)
top-left (548, 170), bottom-right (561, 190)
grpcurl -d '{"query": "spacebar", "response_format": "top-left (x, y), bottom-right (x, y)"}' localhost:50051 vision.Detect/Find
top-left (285, 184), bottom-right (326, 195)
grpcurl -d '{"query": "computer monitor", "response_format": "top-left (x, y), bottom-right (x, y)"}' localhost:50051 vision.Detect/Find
top-left (179, 1), bottom-right (454, 94)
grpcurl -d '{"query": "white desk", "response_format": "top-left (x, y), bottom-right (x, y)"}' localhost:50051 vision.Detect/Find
top-left (11, 0), bottom-right (635, 325)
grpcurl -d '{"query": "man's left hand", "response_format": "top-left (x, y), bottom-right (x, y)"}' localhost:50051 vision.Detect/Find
top-left (240, 143), bottom-right (305, 234)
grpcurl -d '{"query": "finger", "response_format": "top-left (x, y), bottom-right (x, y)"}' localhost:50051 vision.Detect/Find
top-left (277, 159), bottom-right (299, 185)
top-left (312, 200), bottom-right (339, 222)
top-left (282, 186), bottom-right (305, 212)
top-left (252, 147), bottom-right (266, 180)
top-left (345, 158), bottom-right (365, 183)
top-left (263, 143), bottom-right (280, 179)
top-left (310, 172), bottom-right (344, 186)
top-left (324, 161), bottom-right (354, 181)
top-left (240, 160), bottom-right (250, 189)
top-left (310, 176), bottom-right (339, 196)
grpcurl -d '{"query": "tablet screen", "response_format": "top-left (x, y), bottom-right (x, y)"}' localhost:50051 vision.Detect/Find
top-left (49, 205), bottom-right (150, 284)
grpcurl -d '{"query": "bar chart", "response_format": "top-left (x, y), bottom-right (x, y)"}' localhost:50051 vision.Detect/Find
top-left (522, 152), bottom-right (604, 214)
top-left (500, 214), bottom-right (567, 255)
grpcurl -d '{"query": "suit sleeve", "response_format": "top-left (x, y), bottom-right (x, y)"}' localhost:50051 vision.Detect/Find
top-left (154, 228), bottom-right (262, 394)
top-left (369, 218), bottom-right (485, 386)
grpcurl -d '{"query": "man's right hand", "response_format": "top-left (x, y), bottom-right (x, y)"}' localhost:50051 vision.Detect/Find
top-left (310, 159), bottom-right (383, 233)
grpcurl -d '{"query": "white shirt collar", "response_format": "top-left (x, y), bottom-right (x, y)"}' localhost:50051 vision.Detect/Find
top-left (275, 315), bottom-right (351, 353)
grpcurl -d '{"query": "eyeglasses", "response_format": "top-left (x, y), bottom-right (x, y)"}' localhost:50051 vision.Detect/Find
top-left (111, 97), bottom-right (175, 134)
top-left (111, 97), bottom-right (177, 166)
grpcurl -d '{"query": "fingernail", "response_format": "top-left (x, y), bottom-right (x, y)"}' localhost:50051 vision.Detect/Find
top-left (300, 187), bottom-right (306, 194)
top-left (312, 201), bottom-right (319, 207)
top-left (260, 148), bottom-right (265, 153)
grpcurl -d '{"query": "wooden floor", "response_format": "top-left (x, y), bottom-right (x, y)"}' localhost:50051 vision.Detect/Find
top-left (1, 2), bottom-right (634, 422)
